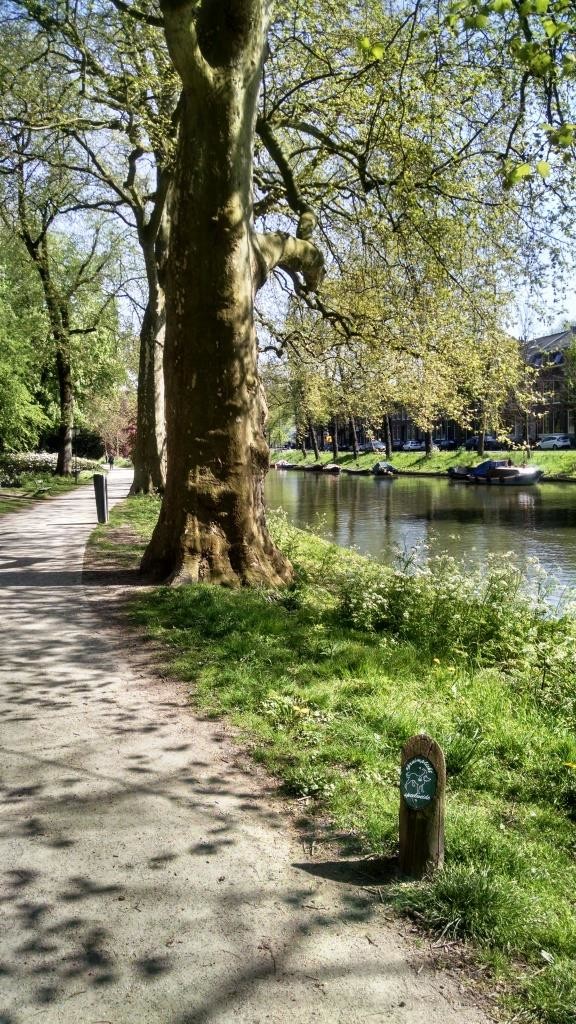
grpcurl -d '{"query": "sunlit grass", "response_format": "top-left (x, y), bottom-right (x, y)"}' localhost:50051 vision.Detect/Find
top-left (94, 495), bottom-right (576, 1023)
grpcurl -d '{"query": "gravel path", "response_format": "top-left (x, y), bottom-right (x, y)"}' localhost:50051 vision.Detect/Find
top-left (0, 472), bottom-right (493, 1024)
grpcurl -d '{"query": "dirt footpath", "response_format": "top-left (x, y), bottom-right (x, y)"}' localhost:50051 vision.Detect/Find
top-left (0, 472), bottom-right (493, 1024)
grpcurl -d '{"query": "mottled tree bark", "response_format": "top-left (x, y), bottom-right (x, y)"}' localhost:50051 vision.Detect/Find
top-left (142, 0), bottom-right (322, 585)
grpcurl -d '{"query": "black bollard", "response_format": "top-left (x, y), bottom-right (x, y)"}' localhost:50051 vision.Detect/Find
top-left (93, 473), bottom-right (109, 524)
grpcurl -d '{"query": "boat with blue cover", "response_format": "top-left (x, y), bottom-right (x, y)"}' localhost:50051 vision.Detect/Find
top-left (448, 459), bottom-right (543, 485)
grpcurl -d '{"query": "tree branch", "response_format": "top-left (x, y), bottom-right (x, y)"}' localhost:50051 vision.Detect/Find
top-left (110, 0), bottom-right (164, 29)
top-left (254, 231), bottom-right (324, 292)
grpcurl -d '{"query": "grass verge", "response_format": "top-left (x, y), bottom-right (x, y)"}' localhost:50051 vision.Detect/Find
top-left (0, 470), bottom-right (100, 518)
top-left (92, 495), bottom-right (576, 1024)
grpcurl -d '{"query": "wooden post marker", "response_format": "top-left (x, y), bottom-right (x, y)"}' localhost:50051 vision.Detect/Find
top-left (399, 733), bottom-right (445, 879)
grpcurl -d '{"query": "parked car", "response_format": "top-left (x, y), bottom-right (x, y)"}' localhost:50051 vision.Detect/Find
top-left (434, 438), bottom-right (458, 450)
top-left (536, 433), bottom-right (573, 450)
top-left (463, 435), bottom-right (510, 451)
top-left (402, 439), bottom-right (426, 451)
top-left (359, 440), bottom-right (386, 452)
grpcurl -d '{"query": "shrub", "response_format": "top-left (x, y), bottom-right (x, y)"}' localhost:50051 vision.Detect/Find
top-left (334, 546), bottom-right (576, 689)
top-left (0, 452), bottom-right (104, 486)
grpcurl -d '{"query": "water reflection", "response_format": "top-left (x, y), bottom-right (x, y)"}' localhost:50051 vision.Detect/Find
top-left (265, 470), bottom-right (576, 593)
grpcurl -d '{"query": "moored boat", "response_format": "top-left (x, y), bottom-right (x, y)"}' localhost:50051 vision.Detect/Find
top-left (447, 463), bottom-right (474, 480)
top-left (448, 458), bottom-right (508, 482)
top-left (449, 458), bottom-right (543, 485)
top-left (486, 465), bottom-right (544, 485)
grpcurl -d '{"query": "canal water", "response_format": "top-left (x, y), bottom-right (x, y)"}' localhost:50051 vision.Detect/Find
top-left (265, 469), bottom-right (576, 601)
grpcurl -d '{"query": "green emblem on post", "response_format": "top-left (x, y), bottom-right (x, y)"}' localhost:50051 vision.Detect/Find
top-left (401, 756), bottom-right (437, 810)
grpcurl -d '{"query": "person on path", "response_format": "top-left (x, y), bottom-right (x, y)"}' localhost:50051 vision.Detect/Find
top-left (108, 453), bottom-right (115, 470)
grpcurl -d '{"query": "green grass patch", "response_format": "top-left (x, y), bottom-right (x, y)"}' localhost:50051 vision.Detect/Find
top-left (0, 488), bottom-right (28, 516)
top-left (275, 447), bottom-right (576, 479)
top-left (0, 469), bottom-right (100, 517)
top-left (98, 495), bottom-right (576, 1023)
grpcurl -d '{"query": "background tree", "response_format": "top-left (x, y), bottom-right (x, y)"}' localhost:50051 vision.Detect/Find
top-left (0, 226), bottom-right (48, 450)
top-left (5, 1), bottom-right (180, 490)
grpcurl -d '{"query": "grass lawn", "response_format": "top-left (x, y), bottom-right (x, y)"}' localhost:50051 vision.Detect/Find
top-left (0, 470), bottom-right (99, 518)
top-left (91, 496), bottom-right (576, 1024)
top-left (275, 447), bottom-right (576, 479)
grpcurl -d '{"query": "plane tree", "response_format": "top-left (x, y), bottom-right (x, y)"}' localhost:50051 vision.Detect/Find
top-left (136, 0), bottom-right (325, 585)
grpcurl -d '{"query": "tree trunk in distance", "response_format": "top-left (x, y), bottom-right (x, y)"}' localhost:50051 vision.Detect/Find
top-left (55, 348), bottom-right (73, 476)
top-left (331, 416), bottom-right (339, 460)
top-left (309, 421), bottom-right (320, 460)
top-left (384, 415), bottom-right (392, 459)
top-left (425, 429), bottom-right (433, 456)
top-left (141, 9), bottom-right (292, 586)
top-left (350, 416), bottom-right (358, 458)
top-left (131, 241), bottom-right (166, 494)
top-left (478, 409), bottom-right (486, 457)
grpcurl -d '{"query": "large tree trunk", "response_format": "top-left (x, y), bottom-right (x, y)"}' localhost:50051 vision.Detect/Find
top-left (131, 239), bottom-right (166, 494)
top-left (141, 2), bottom-right (292, 585)
top-left (55, 347), bottom-right (73, 476)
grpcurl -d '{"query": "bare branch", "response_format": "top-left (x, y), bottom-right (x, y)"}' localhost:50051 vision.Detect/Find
top-left (109, 0), bottom-right (164, 29)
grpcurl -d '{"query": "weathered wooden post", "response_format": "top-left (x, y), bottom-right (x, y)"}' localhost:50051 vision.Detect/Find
top-left (399, 733), bottom-right (445, 879)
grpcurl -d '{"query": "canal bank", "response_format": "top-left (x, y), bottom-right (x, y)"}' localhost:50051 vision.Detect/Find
top-left (265, 466), bottom-right (576, 598)
top-left (273, 448), bottom-right (576, 482)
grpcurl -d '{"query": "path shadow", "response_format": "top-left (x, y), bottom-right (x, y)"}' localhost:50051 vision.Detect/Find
top-left (293, 856), bottom-right (400, 887)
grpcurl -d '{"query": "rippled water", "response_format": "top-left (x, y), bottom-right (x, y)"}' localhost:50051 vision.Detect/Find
top-left (265, 469), bottom-right (576, 599)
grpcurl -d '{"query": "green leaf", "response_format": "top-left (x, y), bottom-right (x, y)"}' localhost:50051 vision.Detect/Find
top-left (530, 52), bottom-right (553, 73)
top-left (371, 43), bottom-right (384, 59)
top-left (542, 16), bottom-right (557, 35)
top-left (513, 162), bottom-right (534, 179)
top-left (557, 129), bottom-right (574, 147)
top-left (505, 162), bottom-right (534, 187)
top-left (359, 36), bottom-right (371, 50)
top-left (534, 0), bottom-right (549, 11)
top-left (535, 160), bottom-right (551, 177)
